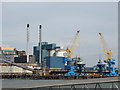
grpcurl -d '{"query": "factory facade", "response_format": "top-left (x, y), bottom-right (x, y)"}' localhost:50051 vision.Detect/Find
top-left (0, 47), bottom-right (35, 63)
top-left (0, 41), bottom-right (68, 69)
top-left (33, 42), bottom-right (68, 68)
top-left (0, 47), bottom-right (17, 63)
top-left (33, 42), bottom-right (57, 64)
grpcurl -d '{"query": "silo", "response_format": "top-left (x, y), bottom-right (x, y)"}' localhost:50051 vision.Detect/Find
top-left (55, 49), bottom-right (67, 57)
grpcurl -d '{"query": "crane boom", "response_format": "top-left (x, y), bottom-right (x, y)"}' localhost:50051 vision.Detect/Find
top-left (70, 30), bottom-right (80, 58)
top-left (99, 32), bottom-right (113, 60)
top-left (66, 30), bottom-right (80, 58)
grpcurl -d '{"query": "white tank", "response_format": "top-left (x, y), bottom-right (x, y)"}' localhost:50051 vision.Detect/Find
top-left (76, 61), bottom-right (83, 64)
top-left (49, 50), bottom-right (55, 56)
top-left (55, 49), bottom-right (67, 57)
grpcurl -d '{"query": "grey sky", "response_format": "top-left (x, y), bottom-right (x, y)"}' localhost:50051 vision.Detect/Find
top-left (2, 2), bottom-right (118, 66)
top-left (0, 3), bottom-right (2, 47)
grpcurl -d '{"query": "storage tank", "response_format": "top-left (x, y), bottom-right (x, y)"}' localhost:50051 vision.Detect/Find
top-left (55, 47), bottom-right (67, 57)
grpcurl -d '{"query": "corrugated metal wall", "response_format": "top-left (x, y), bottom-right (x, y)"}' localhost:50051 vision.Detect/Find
top-left (46, 56), bottom-right (65, 69)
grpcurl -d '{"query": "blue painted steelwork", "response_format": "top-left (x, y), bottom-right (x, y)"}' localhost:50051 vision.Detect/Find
top-left (66, 66), bottom-right (76, 75)
top-left (77, 64), bottom-right (85, 75)
top-left (64, 58), bottom-right (76, 75)
top-left (97, 59), bottom-right (118, 75)
top-left (75, 57), bottom-right (85, 75)
top-left (97, 60), bottom-right (105, 75)
top-left (104, 59), bottom-right (118, 75)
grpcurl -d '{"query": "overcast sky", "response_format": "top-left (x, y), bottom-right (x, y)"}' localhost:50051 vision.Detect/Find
top-left (2, 2), bottom-right (118, 66)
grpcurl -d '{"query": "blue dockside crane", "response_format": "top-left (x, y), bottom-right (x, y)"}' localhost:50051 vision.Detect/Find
top-left (65, 30), bottom-right (85, 75)
top-left (104, 57), bottom-right (118, 75)
top-left (75, 57), bottom-right (85, 75)
top-left (97, 59), bottom-right (105, 75)
top-left (99, 33), bottom-right (118, 75)
top-left (64, 58), bottom-right (76, 75)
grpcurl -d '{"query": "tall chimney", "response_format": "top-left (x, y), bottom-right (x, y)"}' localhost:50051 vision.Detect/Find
top-left (39, 25), bottom-right (42, 65)
top-left (26, 24), bottom-right (29, 63)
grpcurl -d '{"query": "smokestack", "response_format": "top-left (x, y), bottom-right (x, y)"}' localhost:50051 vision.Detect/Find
top-left (26, 24), bottom-right (29, 63)
top-left (39, 25), bottom-right (42, 29)
top-left (27, 24), bottom-right (29, 28)
top-left (39, 25), bottom-right (42, 65)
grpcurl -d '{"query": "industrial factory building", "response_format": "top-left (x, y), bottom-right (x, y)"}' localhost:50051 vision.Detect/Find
top-left (0, 47), bottom-right (17, 63)
top-left (0, 46), bottom-right (37, 74)
top-left (0, 47), bottom-right (16, 55)
top-left (0, 47), bottom-right (35, 63)
top-left (33, 41), bottom-right (68, 68)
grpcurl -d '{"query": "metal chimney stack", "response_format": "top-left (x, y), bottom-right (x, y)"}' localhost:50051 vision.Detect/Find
top-left (26, 24), bottom-right (29, 63)
top-left (39, 25), bottom-right (42, 65)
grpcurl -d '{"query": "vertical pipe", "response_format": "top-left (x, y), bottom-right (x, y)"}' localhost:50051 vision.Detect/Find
top-left (26, 24), bottom-right (29, 63)
top-left (39, 25), bottom-right (42, 65)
